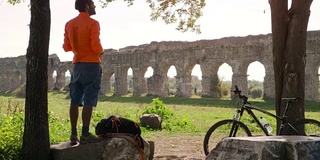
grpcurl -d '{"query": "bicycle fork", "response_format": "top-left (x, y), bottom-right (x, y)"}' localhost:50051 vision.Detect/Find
top-left (230, 109), bottom-right (242, 137)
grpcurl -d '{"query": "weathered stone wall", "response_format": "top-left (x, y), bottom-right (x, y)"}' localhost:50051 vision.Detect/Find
top-left (1, 30), bottom-right (320, 100)
top-left (206, 136), bottom-right (320, 160)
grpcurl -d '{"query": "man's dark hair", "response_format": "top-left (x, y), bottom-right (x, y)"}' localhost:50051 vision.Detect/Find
top-left (75, 0), bottom-right (92, 12)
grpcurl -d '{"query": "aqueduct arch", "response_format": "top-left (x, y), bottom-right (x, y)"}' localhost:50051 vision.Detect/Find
top-left (1, 31), bottom-right (320, 100)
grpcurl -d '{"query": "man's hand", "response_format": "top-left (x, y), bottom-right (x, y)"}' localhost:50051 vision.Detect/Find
top-left (99, 51), bottom-right (104, 59)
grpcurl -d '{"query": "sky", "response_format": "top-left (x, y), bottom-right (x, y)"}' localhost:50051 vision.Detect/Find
top-left (1, 0), bottom-right (320, 81)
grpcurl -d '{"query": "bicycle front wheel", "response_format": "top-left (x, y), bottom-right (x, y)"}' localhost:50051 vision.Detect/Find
top-left (283, 119), bottom-right (320, 136)
top-left (203, 119), bottom-right (252, 156)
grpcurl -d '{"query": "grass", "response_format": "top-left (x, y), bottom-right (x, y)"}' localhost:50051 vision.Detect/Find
top-left (1, 91), bottom-right (319, 159)
top-left (1, 91), bottom-right (320, 140)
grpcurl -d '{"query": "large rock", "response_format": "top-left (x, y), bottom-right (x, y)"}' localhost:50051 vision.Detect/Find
top-left (51, 136), bottom-right (153, 160)
top-left (206, 136), bottom-right (320, 160)
top-left (140, 114), bottom-right (162, 130)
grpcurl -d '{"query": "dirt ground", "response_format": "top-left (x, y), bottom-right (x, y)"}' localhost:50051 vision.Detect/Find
top-left (148, 135), bottom-right (206, 160)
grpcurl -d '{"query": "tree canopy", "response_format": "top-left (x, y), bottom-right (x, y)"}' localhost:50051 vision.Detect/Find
top-left (7, 0), bottom-right (22, 4)
top-left (100, 0), bottom-right (205, 33)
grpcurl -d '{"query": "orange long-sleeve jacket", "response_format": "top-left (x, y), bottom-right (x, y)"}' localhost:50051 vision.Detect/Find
top-left (63, 12), bottom-right (103, 64)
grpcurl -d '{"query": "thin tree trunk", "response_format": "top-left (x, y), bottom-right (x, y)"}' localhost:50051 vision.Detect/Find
top-left (22, 0), bottom-right (51, 159)
top-left (270, 0), bottom-right (312, 133)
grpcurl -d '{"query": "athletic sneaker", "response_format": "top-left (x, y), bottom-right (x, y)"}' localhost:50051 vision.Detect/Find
top-left (80, 133), bottom-right (102, 144)
top-left (70, 135), bottom-right (79, 145)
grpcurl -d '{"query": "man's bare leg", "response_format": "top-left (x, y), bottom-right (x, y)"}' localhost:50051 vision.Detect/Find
top-left (82, 106), bottom-right (93, 136)
top-left (70, 104), bottom-right (79, 136)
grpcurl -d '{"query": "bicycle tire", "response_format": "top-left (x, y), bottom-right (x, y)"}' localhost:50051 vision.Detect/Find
top-left (283, 119), bottom-right (320, 136)
top-left (203, 119), bottom-right (252, 156)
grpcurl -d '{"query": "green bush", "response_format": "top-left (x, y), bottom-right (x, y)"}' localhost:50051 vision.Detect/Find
top-left (220, 82), bottom-right (231, 97)
top-left (0, 99), bottom-right (24, 160)
top-left (142, 98), bottom-right (196, 132)
top-left (0, 113), bottom-right (24, 160)
top-left (248, 81), bottom-right (263, 99)
top-left (142, 98), bottom-right (173, 120)
top-left (249, 88), bottom-right (263, 99)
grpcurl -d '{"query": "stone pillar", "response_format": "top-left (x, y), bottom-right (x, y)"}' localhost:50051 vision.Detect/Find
top-left (201, 75), bottom-right (211, 97)
top-left (132, 68), bottom-right (147, 96)
top-left (304, 58), bottom-right (319, 101)
top-left (232, 73), bottom-right (248, 96)
top-left (175, 74), bottom-right (192, 97)
top-left (11, 71), bottom-right (21, 91)
top-left (0, 72), bottom-right (5, 92)
top-left (229, 59), bottom-right (248, 96)
top-left (304, 72), bottom-right (318, 101)
top-left (100, 72), bottom-right (111, 94)
top-left (198, 74), bottom-right (221, 98)
top-left (263, 74), bottom-right (275, 99)
top-left (3, 72), bottom-right (11, 92)
top-left (210, 73), bottom-right (221, 98)
top-left (304, 55), bottom-right (319, 101)
top-left (48, 69), bottom-right (55, 91)
top-left (147, 74), bottom-right (168, 97)
top-left (20, 70), bottom-right (26, 86)
top-left (0, 73), bottom-right (10, 92)
top-left (114, 67), bottom-right (128, 96)
top-left (146, 64), bottom-right (168, 97)
top-left (262, 58), bottom-right (275, 99)
top-left (200, 61), bottom-right (221, 98)
top-left (8, 72), bottom-right (15, 92)
top-left (56, 70), bottom-right (66, 90)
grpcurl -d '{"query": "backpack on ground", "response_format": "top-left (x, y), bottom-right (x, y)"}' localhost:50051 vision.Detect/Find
top-left (95, 115), bottom-right (145, 159)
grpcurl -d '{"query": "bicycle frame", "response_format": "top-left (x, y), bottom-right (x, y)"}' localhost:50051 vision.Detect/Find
top-left (228, 85), bottom-right (305, 137)
top-left (231, 97), bottom-right (300, 136)
top-left (240, 104), bottom-right (282, 135)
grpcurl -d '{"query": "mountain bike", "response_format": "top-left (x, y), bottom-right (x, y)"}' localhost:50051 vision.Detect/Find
top-left (203, 85), bottom-right (320, 156)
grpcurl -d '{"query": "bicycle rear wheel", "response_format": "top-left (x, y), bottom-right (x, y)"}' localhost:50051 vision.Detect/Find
top-left (283, 119), bottom-right (320, 136)
top-left (203, 119), bottom-right (252, 156)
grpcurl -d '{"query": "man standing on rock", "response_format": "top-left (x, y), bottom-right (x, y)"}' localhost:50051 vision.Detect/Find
top-left (63, 0), bottom-right (103, 145)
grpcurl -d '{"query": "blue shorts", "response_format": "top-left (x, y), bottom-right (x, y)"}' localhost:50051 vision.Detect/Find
top-left (69, 63), bottom-right (102, 107)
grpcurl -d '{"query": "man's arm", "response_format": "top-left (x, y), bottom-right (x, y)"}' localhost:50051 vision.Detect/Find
top-left (90, 21), bottom-right (103, 54)
top-left (63, 23), bottom-right (72, 52)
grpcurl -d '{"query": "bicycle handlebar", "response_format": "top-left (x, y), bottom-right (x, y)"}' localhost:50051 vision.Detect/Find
top-left (232, 85), bottom-right (303, 105)
top-left (232, 85), bottom-right (251, 105)
top-left (233, 85), bottom-right (241, 95)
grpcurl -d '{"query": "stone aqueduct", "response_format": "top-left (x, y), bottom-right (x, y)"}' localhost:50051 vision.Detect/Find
top-left (1, 31), bottom-right (320, 100)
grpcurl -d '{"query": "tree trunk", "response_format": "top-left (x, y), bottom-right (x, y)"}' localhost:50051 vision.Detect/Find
top-left (22, 0), bottom-right (51, 159)
top-left (270, 0), bottom-right (312, 133)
